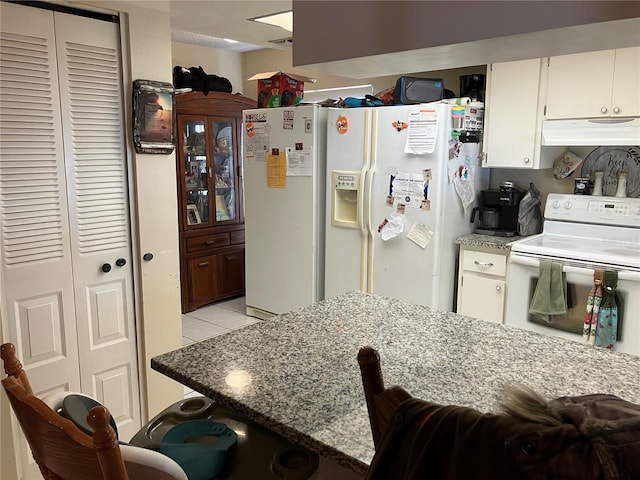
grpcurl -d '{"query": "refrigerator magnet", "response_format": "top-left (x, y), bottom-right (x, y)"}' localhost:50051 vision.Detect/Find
top-left (392, 120), bottom-right (407, 131)
top-left (336, 115), bottom-right (348, 134)
top-left (458, 165), bottom-right (470, 181)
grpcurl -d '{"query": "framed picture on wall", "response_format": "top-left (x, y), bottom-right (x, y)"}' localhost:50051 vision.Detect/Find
top-left (133, 79), bottom-right (175, 154)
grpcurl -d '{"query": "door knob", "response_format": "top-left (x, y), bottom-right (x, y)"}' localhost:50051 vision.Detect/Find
top-left (143, 253), bottom-right (154, 261)
top-left (115, 258), bottom-right (126, 267)
top-left (101, 263), bottom-right (112, 273)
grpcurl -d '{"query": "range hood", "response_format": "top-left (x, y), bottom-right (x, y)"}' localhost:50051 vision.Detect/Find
top-left (542, 117), bottom-right (640, 146)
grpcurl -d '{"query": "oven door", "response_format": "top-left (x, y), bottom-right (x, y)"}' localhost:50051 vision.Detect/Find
top-left (505, 253), bottom-right (640, 356)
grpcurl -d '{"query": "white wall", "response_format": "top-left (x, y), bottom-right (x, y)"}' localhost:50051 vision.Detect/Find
top-left (113, 1), bottom-right (185, 420)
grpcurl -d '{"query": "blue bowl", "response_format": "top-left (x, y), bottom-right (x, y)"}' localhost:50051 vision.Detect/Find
top-left (160, 420), bottom-right (237, 480)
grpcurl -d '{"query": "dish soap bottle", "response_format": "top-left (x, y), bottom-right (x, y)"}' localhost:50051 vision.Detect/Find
top-left (592, 171), bottom-right (604, 196)
top-left (615, 172), bottom-right (628, 198)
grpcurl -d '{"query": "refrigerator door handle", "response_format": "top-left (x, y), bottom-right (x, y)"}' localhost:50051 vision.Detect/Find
top-left (365, 110), bottom-right (378, 293)
top-left (358, 167), bottom-right (367, 235)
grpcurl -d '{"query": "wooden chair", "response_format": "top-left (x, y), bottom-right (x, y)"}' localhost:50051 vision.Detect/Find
top-left (357, 346), bottom-right (412, 448)
top-left (1, 343), bottom-right (187, 480)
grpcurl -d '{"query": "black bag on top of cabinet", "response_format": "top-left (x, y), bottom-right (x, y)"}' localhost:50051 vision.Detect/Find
top-left (173, 66), bottom-right (232, 95)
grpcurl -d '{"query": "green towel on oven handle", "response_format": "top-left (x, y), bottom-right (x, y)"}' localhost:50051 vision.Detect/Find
top-left (529, 260), bottom-right (567, 323)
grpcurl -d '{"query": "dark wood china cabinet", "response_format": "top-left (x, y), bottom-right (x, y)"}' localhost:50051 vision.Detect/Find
top-left (176, 92), bottom-right (256, 313)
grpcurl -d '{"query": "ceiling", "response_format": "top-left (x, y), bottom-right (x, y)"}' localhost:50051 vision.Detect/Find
top-left (125, 1), bottom-right (293, 52)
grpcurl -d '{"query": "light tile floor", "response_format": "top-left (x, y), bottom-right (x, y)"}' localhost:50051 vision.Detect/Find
top-left (182, 296), bottom-right (260, 398)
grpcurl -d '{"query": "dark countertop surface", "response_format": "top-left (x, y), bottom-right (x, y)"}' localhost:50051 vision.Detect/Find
top-left (152, 291), bottom-right (640, 475)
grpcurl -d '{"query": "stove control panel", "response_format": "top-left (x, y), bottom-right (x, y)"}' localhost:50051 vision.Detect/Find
top-left (545, 194), bottom-right (640, 227)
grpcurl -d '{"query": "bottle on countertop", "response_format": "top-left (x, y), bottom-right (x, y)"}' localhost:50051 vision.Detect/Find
top-left (592, 171), bottom-right (604, 196)
top-left (615, 172), bottom-right (628, 198)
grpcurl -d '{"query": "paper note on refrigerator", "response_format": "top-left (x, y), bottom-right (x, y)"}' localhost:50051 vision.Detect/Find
top-left (407, 222), bottom-right (433, 249)
top-left (380, 212), bottom-right (404, 241)
top-left (391, 172), bottom-right (428, 209)
top-left (286, 147), bottom-right (313, 176)
top-left (405, 107), bottom-right (439, 155)
top-left (266, 151), bottom-right (287, 188)
top-left (244, 122), bottom-right (269, 162)
top-left (453, 167), bottom-right (475, 210)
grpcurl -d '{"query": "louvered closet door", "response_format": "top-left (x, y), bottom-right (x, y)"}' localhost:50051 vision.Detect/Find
top-left (1, 5), bottom-right (82, 477)
top-left (0, 3), bottom-right (82, 397)
top-left (1, 1), bottom-right (140, 453)
top-left (54, 12), bottom-right (140, 440)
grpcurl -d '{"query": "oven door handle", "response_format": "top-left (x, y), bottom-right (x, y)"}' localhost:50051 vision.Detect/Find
top-left (509, 254), bottom-right (640, 282)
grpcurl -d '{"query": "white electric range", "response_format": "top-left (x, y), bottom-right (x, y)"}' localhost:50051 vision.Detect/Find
top-left (505, 193), bottom-right (640, 356)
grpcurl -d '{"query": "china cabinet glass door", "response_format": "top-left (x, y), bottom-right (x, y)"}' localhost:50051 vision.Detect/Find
top-left (183, 119), bottom-right (209, 225)
top-left (211, 119), bottom-right (237, 222)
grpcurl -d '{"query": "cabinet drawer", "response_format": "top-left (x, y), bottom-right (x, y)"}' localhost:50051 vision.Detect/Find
top-left (462, 250), bottom-right (507, 276)
top-left (230, 230), bottom-right (245, 245)
top-left (186, 233), bottom-right (230, 252)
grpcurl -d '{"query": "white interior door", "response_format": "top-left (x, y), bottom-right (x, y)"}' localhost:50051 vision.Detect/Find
top-left (1, 5), bottom-right (81, 477)
top-left (1, 3), bottom-right (140, 477)
top-left (54, 12), bottom-right (140, 440)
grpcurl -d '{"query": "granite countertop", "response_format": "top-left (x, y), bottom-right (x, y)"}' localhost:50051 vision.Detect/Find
top-left (152, 291), bottom-right (640, 476)
top-left (456, 233), bottom-right (518, 249)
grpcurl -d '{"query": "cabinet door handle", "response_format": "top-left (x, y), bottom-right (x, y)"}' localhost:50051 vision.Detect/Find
top-left (601, 106), bottom-right (608, 114)
top-left (474, 260), bottom-right (494, 267)
top-left (226, 255), bottom-right (237, 261)
top-left (523, 157), bottom-right (530, 164)
top-left (205, 240), bottom-right (216, 245)
top-left (613, 106), bottom-right (620, 114)
top-left (496, 285), bottom-right (502, 292)
top-left (198, 261), bottom-right (210, 267)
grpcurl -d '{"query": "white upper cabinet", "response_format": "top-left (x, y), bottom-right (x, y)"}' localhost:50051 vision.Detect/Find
top-left (545, 47), bottom-right (640, 119)
top-left (482, 58), bottom-right (559, 169)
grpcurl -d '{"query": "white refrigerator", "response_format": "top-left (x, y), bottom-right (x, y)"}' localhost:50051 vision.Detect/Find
top-left (242, 105), bottom-right (328, 319)
top-left (325, 102), bottom-right (489, 310)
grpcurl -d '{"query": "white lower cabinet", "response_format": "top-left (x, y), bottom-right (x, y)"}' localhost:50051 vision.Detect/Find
top-left (457, 245), bottom-right (509, 324)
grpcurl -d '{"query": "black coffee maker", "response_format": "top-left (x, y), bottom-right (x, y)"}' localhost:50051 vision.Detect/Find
top-left (471, 182), bottom-right (526, 236)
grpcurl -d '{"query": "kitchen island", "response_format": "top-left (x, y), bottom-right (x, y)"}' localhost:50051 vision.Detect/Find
top-left (152, 291), bottom-right (640, 476)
